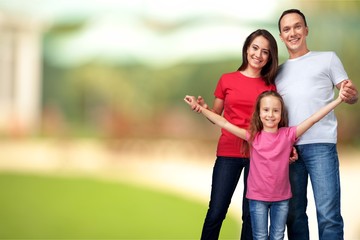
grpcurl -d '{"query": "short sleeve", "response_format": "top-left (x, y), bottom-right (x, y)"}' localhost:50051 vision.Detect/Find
top-left (214, 75), bottom-right (225, 99)
top-left (329, 52), bottom-right (348, 85)
top-left (289, 126), bottom-right (298, 144)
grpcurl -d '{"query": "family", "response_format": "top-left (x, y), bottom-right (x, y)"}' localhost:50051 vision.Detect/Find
top-left (184, 9), bottom-right (358, 240)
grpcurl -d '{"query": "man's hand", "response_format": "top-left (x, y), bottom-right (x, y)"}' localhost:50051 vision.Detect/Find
top-left (289, 147), bottom-right (298, 164)
top-left (339, 80), bottom-right (358, 104)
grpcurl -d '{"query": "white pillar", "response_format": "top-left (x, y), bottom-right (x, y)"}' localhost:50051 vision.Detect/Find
top-left (0, 29), bottom-right (14, 129)
top-left (13, 23), bottom-right (42, 134)
top-left (0, 13), bottom-right (44, 136)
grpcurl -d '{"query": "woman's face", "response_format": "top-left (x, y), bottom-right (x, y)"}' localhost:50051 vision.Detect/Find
top-left (246, 35), bottom-right (270, 70)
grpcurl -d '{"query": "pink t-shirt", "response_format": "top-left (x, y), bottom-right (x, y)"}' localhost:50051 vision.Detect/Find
top-left (246, 127), bottom-right (297, 201)
top-left (214, 71), bottom-right (276, 157)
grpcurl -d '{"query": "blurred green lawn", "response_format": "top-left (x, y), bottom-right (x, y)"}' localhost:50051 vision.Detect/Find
top-left (0, 172), bottom-right (240, 239)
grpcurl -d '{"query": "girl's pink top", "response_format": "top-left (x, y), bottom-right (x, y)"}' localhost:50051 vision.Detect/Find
top-left (246, 127), bottom-right (297, 201)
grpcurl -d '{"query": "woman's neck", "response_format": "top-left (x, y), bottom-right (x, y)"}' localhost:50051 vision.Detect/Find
top-left (240, 68), bottom-right (261, 78)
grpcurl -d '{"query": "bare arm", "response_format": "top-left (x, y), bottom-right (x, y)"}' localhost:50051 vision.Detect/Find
top-left (184, 95), bottom-right (247, 140)
top-left (190, 96), bottom-right (224, 124)
top-left (296, 83), bottom-right (344, 138)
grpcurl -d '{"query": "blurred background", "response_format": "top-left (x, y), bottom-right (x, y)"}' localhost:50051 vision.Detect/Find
top-left (0, 0), bottom-right (359, 239)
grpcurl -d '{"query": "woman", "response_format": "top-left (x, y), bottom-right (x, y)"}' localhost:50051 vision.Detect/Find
top-left (188, 29), bottom-right (278, 240)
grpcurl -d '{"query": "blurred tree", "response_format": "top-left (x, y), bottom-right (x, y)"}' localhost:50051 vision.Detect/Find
top-left (41, 3), bottom-right (360, 144)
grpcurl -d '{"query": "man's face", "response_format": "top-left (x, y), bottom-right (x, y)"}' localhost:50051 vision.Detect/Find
top-left (279, 13), bottom-right (309, 55)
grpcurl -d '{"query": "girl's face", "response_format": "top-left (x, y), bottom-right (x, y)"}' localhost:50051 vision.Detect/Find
top-left (259, 95), bottom-right (282, 132)
top-left (246, 35), bottom-right (270, 70)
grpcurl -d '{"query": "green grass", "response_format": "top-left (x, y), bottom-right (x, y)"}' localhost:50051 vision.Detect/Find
top-left (0, 172), bottom-right (240, 239)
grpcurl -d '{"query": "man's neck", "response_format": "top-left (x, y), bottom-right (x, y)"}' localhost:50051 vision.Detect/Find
top-left (289, 48), bottom-right (310, 59)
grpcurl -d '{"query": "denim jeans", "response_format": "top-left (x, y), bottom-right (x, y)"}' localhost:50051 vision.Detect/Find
top-left (287, 143), bottom-right (344, 240)
top-left (249, 199), bottom-right (289, 240)
top-left (201, 156), bottom-right (252, 240)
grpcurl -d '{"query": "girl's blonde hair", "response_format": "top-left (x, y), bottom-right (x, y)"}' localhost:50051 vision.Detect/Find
top-left (242, 91), bottom-right (289, 154)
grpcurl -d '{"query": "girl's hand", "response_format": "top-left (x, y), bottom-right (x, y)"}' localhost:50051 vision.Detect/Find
top-left (184, 95), bottom-right (203, 113)
top-left (184, 95), bottom-right (202, 112)
top-left (338, 81), bottom-right (346, 101)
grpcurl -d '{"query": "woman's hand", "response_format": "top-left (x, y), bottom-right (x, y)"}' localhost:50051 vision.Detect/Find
top-left (196, 96), bottom-right (208, 110)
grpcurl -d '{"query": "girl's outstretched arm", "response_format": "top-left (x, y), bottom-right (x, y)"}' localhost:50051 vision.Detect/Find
top-left (296, 82), bottom-right (345, 138)
top-left (184, 95), bottom-right (247, 140)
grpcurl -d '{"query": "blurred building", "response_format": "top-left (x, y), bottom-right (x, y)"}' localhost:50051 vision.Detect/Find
top-left (0, 11), bottom-right (44, 136)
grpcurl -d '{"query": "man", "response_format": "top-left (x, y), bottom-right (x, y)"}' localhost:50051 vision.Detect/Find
top-left (275, 9), bottom-right (358, 240)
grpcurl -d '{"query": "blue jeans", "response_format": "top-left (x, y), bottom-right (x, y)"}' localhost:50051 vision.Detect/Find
top-left (287, 143), bottom-right (344, 240)
top-left (249, 200), bottom-right (289, 240)
top-left (201, 156), bottom-right (252, 240)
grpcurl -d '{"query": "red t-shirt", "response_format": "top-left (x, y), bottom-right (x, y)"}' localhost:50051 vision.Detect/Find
top-left (214, 71), bottom-right (276, 157)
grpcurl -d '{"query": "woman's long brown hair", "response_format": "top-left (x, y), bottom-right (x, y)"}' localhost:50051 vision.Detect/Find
top-left (237, 29), bottom-right (278, 86)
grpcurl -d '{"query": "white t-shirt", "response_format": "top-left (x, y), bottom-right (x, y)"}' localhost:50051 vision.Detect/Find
top-left (275, 51), bottom-right (348, 145)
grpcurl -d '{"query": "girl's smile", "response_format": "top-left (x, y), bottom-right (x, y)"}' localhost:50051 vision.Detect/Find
top-left (259, 95), bottom-right (282, 132)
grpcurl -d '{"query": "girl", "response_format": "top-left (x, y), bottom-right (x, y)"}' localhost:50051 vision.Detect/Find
top-left (184, 83), bottom-right (345, 240)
